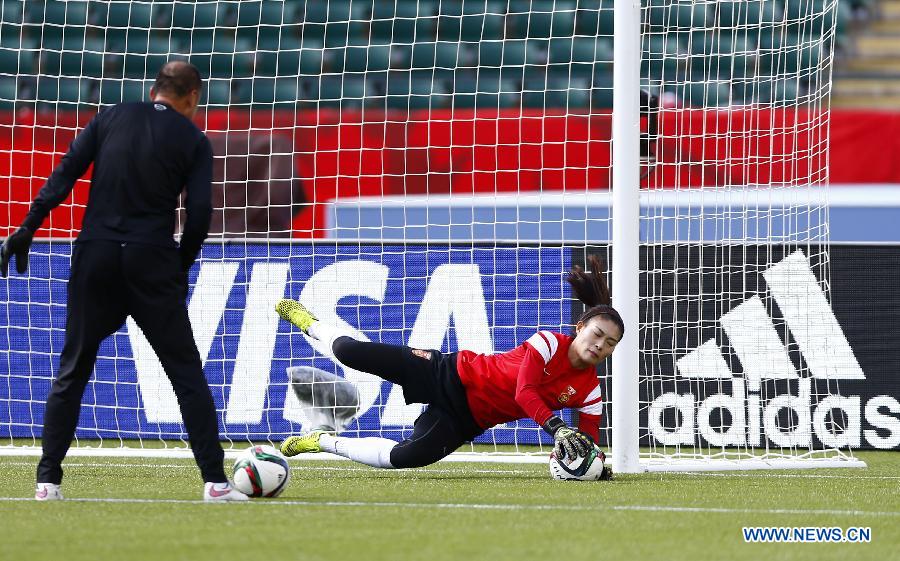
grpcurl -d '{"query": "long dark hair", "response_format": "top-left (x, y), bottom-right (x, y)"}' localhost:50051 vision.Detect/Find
top-left (566, 255), bottom-right (625, 337)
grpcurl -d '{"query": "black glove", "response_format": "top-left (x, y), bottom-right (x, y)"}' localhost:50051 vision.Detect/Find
top-left (543, 415), bottom-right (594, 461)
top-left (1, 227), bottom-right (34, 277)
top-left (179, 247), bottom-right (197, 273)
top-left (598, 463), bottom-right (613, 481)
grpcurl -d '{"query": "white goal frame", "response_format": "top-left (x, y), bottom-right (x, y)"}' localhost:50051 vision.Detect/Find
top-left (0, 0), bottom-right (868, 472)
top-left (610, 0), bottom-right (864, 472)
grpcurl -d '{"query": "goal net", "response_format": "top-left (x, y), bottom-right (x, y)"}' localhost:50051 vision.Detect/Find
top-left (0, 0), bottom-right (863, 470)
top-left (632, 0), bottom-right (863, 471)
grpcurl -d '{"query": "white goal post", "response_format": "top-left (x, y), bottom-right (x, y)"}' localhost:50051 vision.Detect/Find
top-left (612, 0), bottom-right (865, 472)
top-left (611, 0), bottom-right (641, 473)
top-left (0, 0), bottom-right (865, 471)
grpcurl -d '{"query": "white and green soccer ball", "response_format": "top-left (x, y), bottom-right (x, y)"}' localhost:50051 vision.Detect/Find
top-left (232, 445), bottom-right (291, 498)
top-left (549, 445), bottom-right (609, 481)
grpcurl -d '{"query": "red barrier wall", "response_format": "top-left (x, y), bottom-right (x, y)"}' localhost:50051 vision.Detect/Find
top-left (1, 107), bottom-right (894, 238)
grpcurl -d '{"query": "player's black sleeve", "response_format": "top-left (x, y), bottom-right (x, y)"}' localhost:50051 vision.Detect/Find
top-left (178, 136), bottom-right (213, 270)
top-left (21, 116), bottom-right (100, 233)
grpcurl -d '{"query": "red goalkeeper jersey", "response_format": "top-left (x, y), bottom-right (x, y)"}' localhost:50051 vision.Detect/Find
top-left (455, 331), bottom-right (604, 442)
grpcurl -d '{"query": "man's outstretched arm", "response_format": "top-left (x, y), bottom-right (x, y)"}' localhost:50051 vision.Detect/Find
top-left (1, 116), bottom-right (100, 276)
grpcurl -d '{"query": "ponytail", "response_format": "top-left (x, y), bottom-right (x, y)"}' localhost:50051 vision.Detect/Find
top-left (567, 255), bottom-right (611, 307)
top-left (567, 255), bottom-right (625, 337)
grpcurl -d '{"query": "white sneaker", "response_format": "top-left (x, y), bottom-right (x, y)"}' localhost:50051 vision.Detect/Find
top-left (203, 482), bottom-right (249, 502)
top-left (35, 483), bottom-right (63, 501)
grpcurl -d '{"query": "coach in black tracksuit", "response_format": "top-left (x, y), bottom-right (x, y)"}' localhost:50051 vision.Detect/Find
top-left (0, 62), bottom-right (229, 488)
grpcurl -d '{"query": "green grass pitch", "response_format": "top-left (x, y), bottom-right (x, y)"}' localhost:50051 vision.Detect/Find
top-left (0, 451), bottom-right (897, 561)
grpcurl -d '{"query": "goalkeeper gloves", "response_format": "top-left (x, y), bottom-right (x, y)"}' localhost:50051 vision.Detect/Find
top-left (542, 415), bottom-right (594, 461)
top-left (0, 227), bottom-right (34, 277)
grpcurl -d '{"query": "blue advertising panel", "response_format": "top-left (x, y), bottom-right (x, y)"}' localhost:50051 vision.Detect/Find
top-left (5, 242), bottom-right (895, 450)
top-left (0, 243), bottom-right (574, 445)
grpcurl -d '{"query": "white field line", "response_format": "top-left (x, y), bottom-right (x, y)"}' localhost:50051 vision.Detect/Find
top-left (2, 460), bottom-right (898, 479)
top-left (0, 496), bottom-right (898, 517)
top-left (0, 448), bottom-right (548, 464)
top-left (677, 471), bottom-right (900, 480)
top-left (0, 461), bottom-right (538, 476)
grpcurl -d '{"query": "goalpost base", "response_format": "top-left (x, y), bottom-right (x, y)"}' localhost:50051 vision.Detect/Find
top-left (639, 457), bottom-right (867, 472)
top-left (0, 446), bottom-right (867, 470)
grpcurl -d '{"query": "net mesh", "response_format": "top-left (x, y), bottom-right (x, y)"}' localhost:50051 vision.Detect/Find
top-left (639, 0), bottom-right (860, 468)
top-left (0, 0), bottom-right (861, 468)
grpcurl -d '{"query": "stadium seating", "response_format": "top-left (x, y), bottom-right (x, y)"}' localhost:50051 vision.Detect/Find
top-left (0, 0), bottom-right (856, 111)
top-left (0, 72), bottom-right (16, 108)
top-left (371, 2), bottom-right (437, 44)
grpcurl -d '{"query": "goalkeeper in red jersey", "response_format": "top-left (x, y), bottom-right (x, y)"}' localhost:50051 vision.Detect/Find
top-left (276, 256), bottom-right (621, 474)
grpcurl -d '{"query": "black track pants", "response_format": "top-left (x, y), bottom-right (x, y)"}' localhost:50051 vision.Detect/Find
top-left (36, 240), bottom-right (226, 484)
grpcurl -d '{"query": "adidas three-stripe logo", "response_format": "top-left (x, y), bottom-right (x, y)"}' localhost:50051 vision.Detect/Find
top-left (675, 250), bottom-right (864, 388)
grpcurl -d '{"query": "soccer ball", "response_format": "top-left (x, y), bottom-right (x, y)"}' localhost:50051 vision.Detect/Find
top-left (231, 445), bottom-right (291, 498)
top-left (549, 446), bottom-right (609, 481)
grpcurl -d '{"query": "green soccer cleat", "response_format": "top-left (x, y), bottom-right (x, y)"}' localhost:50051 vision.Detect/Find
top-left (276, 299), bottom-right (318, 333)
top-left (280, 431), bottom-right (324, 457)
